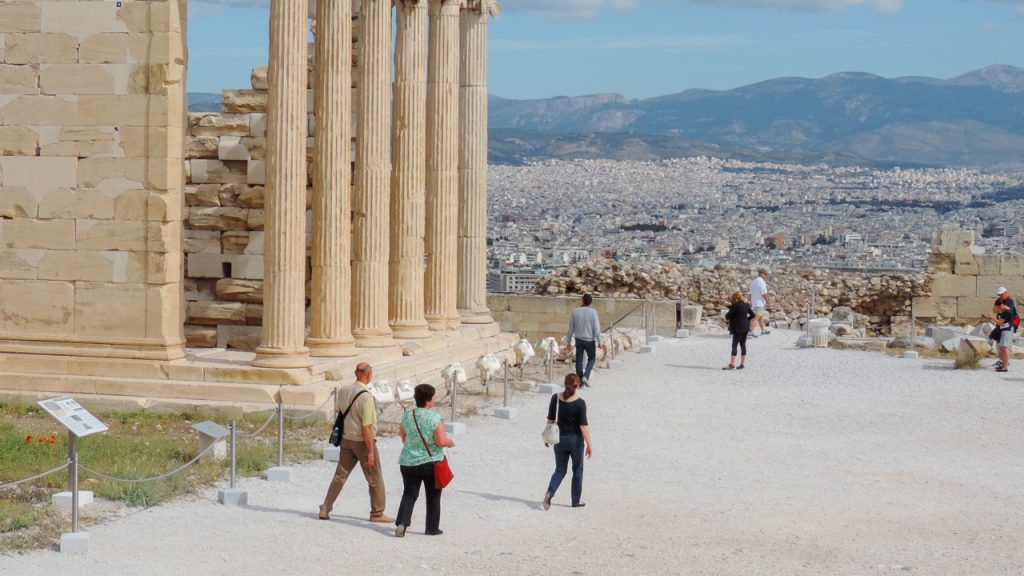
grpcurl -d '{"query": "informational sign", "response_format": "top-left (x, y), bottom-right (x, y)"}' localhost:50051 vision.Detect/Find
top-left (37, 397), bottom-right (109, 438)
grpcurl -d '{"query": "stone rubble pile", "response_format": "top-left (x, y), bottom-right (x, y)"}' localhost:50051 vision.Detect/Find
top-left (536, 260), bottom-right (931, 335)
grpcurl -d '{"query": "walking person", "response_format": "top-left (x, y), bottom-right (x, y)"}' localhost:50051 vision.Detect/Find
top-left (724, 292), bottom-right (756, 370)
top-left (993, 302), bottom-right (1014, 373)
top-left (567, 294), bottom-right (602, 386)
top-left (394, 384), bottom-right (455, 537)
top-left (748, 269), bottom-right (771, 337)
top-left (993, 287), bottom-right (1017, 370)
top-left (543, 374), bottom-right (593, 510)
top-left (319, 363), bottom-right (395, 524)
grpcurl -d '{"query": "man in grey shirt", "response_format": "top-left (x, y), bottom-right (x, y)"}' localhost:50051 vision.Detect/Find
top-left (567, 294), bottom-right (601, 386)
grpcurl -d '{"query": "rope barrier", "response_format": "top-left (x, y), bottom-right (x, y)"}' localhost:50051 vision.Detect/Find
top-left (234, 409), bottom-right (277, 437)
top-left (283, 391), bottom-right (336, 421)
top-left (0, 462), bottom-right (70, 491)
top-left (79, 439), bottom-right (220, 485)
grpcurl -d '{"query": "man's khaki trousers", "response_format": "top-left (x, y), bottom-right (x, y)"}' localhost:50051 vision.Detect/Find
top-left (322, 438), bottom-right (386, 517)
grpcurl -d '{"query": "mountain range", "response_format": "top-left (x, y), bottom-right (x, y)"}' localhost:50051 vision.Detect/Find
top-left (187, 65), bottom-right (1024, 168)
top-left (488, 65), bottom-right (1024, 168)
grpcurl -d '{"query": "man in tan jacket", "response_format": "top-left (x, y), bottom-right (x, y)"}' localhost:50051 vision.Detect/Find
top-left (319, 362), bottom-right (394, 523)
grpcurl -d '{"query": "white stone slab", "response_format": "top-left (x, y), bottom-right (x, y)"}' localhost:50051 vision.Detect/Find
top-left (266, 467), bottom-right (291, 483)
top-left (902, 351), bottom-right (920, 359)
top-left (52, 491), bottom-right (93, 509)
top-left (675, 329), bottom-right (690, 338)
top-left (323, 445), bottom-right (340, 462)
top-left (639, 345), bottom-right (655, 354)
top-left (218, 488), bottom-right (248, 506)
top-left (493, 407), bottom-right (517, 420)
top-left (444, 421), bottom-right (466, 436)
top-left (60, 532), bottom-right (90, 554)
top-left (537, 383), bottom-right (562, 395)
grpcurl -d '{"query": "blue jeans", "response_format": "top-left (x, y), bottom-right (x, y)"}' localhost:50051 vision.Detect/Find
top-left (575, 339), bottom-right (596, 381)
top-left (546, 434), bottom-right (584, 506)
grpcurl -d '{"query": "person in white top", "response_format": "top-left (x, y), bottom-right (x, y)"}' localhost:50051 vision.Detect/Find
top-left (748, 270), bottom-right (771, 337)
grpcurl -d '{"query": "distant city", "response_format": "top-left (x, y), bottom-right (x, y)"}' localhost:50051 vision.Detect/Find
top-left (486, 158), bottom-right (1024, 293)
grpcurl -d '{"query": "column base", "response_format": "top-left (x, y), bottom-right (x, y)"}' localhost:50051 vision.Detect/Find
top-left (306, 338), bottom-right (359, 358)
top-left (352, 331), bottom-right (395, 348)
top-left (390, 322), bottom-right (433, 340)
top-left (459, 309), bottom-right (494, 325)
top-left (252, 346), bottom-right (313, 368)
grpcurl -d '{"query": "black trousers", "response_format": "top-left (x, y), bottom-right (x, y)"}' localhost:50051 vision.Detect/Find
top-left (730, 332), bottom-right (748, 357)
top-left (396, 462), bottom-right (442, 532)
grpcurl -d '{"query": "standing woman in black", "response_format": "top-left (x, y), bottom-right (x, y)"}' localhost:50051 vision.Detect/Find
top-left (724, 292), bottom-right (756, 370)
top-left (543, 373), bottom-right (593, 510)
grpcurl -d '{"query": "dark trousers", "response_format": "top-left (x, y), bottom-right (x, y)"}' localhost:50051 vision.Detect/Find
top-left (575, 339), bottom-right (597, 381)
top-left (730, 332), bottom-right (748, 357)
top-left (396, 462), bottom-right (442, 532)
top-left (546, 434), bottom-right (584, 506)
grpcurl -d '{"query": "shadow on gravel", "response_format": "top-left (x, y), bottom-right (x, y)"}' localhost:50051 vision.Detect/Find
top-left (456, 490), bottom-right (544, 511)
top-left (666, 364), bottom-right (720, 371)
top-left (242, 504), bottom-right (393, 535)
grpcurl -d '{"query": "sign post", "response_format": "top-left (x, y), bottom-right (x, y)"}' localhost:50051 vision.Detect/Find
top-left (38, 397), bottom-right (108, 554)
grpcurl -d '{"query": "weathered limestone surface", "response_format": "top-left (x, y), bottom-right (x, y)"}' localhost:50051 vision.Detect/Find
top-left (457, 2), bottom-right (494, 325)
top-left (351, 0), bottom-right (394, 347)
top-left (0, 0), bottom-right (187, 360)
top-left (388, 0), bottom-right (431, 340)
top-left (307, 0), bottom-right (357, 357)
top-left (252, 0), bottom-right (311, 368)
top-left (424, 0), bottom-right (462, 332)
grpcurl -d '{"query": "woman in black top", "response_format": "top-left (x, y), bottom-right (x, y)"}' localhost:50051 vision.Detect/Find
top-left (724, 291), bottom-right (756, 370)
top-left (543, 373), bottom-right (592, 510)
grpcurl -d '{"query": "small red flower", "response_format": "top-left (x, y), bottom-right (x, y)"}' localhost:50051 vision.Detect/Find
top-left (26, 435), bottom-right (33, 443)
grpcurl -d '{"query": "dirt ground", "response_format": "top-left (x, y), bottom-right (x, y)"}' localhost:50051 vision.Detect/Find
top-left (2, 330), bottom-right (1023, 575)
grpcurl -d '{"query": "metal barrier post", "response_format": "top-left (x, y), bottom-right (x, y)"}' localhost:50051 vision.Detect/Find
top-left (546, 346), bottom-right (553, 383)
top-left (450, 368), bottom-right (459, 423)
top-left (68, 433), bottom-right (79, 533)
top-left (503, 360), bottom-right (510, 408)
top-left (229, 420), bottom-right (237, 489)
top-left (642, 303), bottom-right (649, 341)
top-left (276, 402), bottom-right (284, 468)
top-left (652, 300), bottom-right (658, 339)
top-left (218, 419), bottom-right (248, 504)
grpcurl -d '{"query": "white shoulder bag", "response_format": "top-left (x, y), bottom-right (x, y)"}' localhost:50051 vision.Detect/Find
top-left (542, 394), bottom-right (560, 445)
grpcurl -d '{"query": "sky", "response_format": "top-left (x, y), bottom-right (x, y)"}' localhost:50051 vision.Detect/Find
top-left (187, 0), bottom-right (1024, 100)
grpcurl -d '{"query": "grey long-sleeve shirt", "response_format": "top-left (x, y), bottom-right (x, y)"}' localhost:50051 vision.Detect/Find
top-left (567, 306), bottom-right (601, 343)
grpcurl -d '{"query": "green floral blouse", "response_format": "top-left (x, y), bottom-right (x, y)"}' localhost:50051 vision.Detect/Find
top-left (400, 407), bottom-right (444, 467)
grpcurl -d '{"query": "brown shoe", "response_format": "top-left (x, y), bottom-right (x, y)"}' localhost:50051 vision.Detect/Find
top-left (369, 514), bottom-right (395, 523)
top-left (318, 505), bottom-right (331, 520)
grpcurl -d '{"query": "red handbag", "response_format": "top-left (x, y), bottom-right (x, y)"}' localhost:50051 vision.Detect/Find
top-left (413, 410), bottom-right (454, 489)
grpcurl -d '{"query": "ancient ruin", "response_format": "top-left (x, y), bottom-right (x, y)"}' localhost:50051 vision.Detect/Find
top-left (0, 0), bottom-right (511, 412)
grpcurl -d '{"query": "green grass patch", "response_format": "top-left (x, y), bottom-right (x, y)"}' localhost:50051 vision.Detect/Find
top-left (1, 400), bottom-right (328, 550)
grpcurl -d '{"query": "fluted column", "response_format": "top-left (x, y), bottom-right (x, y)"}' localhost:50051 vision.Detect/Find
top-left (457, 1), bottom-right (494, 324)
top-left (389, 0), bottom-right (432, 339)
top-left (307, 0), bottom-right (357, 356)
top-left (254, 0), bottom-right (311, 368)
top-left (351, 0), bottom-right (394, 347)
top-left (425, 0), bottom-right (461, 331)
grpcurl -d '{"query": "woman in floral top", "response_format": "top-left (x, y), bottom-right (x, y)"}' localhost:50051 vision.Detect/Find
top-left (394, 384), bottom-right (455, 537)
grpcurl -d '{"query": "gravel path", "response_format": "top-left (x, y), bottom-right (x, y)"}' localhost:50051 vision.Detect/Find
top-left (3, 331), bottom-right (1023, 575)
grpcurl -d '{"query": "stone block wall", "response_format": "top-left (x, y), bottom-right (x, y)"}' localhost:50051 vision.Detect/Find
top-left (488, 294), bottom-right (678, 344)
top-left (0, 0), bottom-right (187, 360)
top-left (913, 229), bottom-right (1024, 323)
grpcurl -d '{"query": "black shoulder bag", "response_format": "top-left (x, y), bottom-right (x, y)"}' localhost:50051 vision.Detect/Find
top-left (329, 390), bottom-right (368, 447)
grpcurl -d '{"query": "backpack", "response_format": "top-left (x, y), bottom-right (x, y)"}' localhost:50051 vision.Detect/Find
top-left (328, 390), bottom-right (367, 447)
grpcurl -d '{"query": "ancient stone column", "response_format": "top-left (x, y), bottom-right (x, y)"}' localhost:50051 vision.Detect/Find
top-left (351, 0), bottom-right (394, 347)
top-left (457, 1), bottom-right (495, 325)
top-left (424, 0), bottom-right (462, 331)
top-left (254, 0), bottom-right (312, 368)
top-left (307, 0), bottom-right (357, 356)
top-left (389, 0), bottom-right (432, 339)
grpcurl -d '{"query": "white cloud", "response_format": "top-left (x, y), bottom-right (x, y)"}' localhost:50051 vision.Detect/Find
top-left (501, 0), bottom-right (636, 19)
top-left (685, 0), bottom-right (903, 12)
